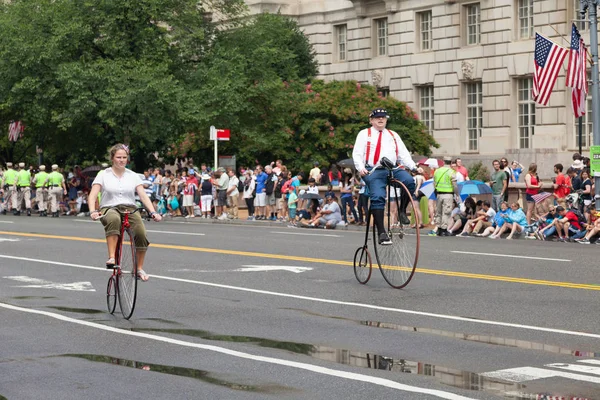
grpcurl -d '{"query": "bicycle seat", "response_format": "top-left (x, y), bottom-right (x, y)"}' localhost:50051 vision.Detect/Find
top-left (380, 157), bottom-right (396, 170)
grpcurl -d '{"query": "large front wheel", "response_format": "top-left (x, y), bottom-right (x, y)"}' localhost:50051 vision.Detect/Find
top-left (117, 227), bottom-right (138, 319)
top-left (372, 180), bottom-right (420, 289)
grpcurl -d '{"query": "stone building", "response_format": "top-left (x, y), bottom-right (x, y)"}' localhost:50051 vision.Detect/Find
top-left (246, 0), bottom-right (591, 176)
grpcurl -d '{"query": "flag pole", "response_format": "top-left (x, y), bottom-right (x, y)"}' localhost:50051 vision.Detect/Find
top-left (549, 24), bottom-right (594, 65)
top-left (579, 117), bottom-right (583, 155)
top-left (580, 0), bottom-right (600, 212)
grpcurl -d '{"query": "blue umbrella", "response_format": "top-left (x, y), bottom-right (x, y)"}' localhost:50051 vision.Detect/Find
top-left (458, 180), bottom-right (492, 201)
top-left (418, 179), bottom-right (436, 200)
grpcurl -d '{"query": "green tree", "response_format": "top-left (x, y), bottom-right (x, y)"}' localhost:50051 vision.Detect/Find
top-left (0, 0), bottom-right (246, 168)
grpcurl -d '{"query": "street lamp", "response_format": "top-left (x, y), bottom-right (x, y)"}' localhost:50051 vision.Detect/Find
top-left (580, 0), bottom-right (600, 210)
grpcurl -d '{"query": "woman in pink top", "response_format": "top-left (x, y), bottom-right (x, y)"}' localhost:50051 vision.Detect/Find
top-left (524, 163), bottom-right (543, 225)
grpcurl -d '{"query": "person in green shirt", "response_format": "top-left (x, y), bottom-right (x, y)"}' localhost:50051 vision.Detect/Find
top-left (431, 156), bottom-right (457, 236)
top-left (16, 162), bottom-right (32, 216)
top-left (33, 165), bottom-right (49, 217)
top-left (47, 164), bottom-right (67, 217)
top-left (488, 160), bottom-right (507, 212)
top-left (1, 162), bottom-right (17, 215)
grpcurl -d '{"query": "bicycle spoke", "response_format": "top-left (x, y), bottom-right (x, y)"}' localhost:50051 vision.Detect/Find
top-left (117, 228), bottom-right (138, 319)
top-left (372, 180), bottom-right (419, 289)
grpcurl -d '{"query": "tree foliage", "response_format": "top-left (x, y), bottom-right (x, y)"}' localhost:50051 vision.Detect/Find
top-left (0, 0), bottom-right (245, 168)
top-left (0, 2), bottom-right (439, 172)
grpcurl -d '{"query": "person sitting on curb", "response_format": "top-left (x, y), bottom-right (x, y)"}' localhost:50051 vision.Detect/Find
top-left (458, 200), bottom-right (495, 237)
top-left (575, 212), bottom-right (600, 244)
top-left (478, 201), bottom-right (510, 238)
top-left (555, 205), bottom-right (584, 242)
top-left (304, 194), bottom-right (342, 229)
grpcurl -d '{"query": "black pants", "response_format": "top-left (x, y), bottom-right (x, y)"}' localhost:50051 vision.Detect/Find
top-left (245, 198), bottom-right (255, 217)
top-left (357, 194), bottom-right (369, 223)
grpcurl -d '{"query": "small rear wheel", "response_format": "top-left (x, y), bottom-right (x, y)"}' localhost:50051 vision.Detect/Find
top-left (106, 276), bottom-right (117, 314)
top-left (117, 227), bottom-right (138, 320)
top-left (353, 246), bottom-right (372, 284)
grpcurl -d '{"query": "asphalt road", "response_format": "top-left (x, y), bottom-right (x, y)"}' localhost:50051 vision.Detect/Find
top-left (1, 215), bottom-right (599, 400)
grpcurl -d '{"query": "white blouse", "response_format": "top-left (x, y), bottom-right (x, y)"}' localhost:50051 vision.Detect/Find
top-left (93, 168), bottom-right (143, 208)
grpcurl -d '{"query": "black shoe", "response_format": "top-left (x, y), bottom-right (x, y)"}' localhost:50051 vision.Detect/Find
top-left (398, 212), bottom-right (410, 225)
top-left (1, 210), bottom-right (6, 215)
top-left (440, 231), bottom-right (451, 236)
top-left (379, 232), bottom-right (392, 245)
top-left (14, 211), bottom-right (20, 216)
top-left (26, 209), bottom-right (31, 216)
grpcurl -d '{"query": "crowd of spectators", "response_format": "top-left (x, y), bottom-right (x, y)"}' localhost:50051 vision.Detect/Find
top-left (2, 152), bottom-right (599, 243)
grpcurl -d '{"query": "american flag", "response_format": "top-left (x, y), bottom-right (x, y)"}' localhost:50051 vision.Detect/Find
top-left (566, 24), bottom-right (588, 118)
top-left (532, 33), bottom-right (568, 106)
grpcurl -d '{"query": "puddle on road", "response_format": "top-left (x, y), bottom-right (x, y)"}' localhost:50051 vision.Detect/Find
top-left (47, 306), bottom-right (105, 314)
top-left (138, 317), bottom-right (182, 325)
top-left (56, 354), bottom-right (293, 394)
top-left (283, 308), bottom-right (600, 359)
top-left (132, 328), bottom-right (315, 355)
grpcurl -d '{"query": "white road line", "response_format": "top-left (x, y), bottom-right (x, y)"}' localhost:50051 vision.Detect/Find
top-left (1, 254), bottom-right (600, 339)
top-left (481, 366), bottom-right (600, 384)
top-left (271, 231), bottom-right (343, 238)
top-left (579, 359), bottom-right (600, 365)
top-left (146, 230), bottom-right (205, 236)
top-left (73, 220), bottom-right (98, 223)
top-left (546, 363), bottom-right (600, 376)
top-left (0, 302), bottom-right (474, 400)
top-left (0, 221), bottom-right (14, 223)
top-left (451, 251), bottom-right (571, 262)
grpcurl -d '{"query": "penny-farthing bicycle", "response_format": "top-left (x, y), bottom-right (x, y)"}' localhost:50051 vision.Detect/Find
top-left (105, 208), bottom-right (142, 319)
top-left (354, 157), bottom-right (420, 288)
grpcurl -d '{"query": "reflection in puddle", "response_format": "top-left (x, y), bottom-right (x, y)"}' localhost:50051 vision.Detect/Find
top-left (11, 296), bottom-right (56, 300)
top-left (132, 328), bottom-right (315, 355)
top-left (47, 306), bottom-right (104, 314)
top-left (57, 354), bottom-right (292, 394)
top-left (360, 320), bottom-right (600, 359)
top-left (285, 308), bottom-right (600, 359)
top-left (139, 318), bottom-right (182, 325)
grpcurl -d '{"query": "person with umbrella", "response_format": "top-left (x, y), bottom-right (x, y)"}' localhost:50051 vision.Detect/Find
top-left (352, 108), bottom-right (417, 245)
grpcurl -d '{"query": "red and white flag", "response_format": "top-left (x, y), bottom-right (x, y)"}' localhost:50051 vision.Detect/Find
top-left (532, 33), bottom-right (568, 106)
top-left (566, 24), bottom-right (588, 118)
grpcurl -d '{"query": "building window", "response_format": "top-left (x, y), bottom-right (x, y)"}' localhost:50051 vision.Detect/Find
top-left (466, 82), bottom-right (482, 152)
top-left (419, 85), bottom-right (434, 135)
top-left (375, 18), bottom-right (388, 56)
top-left (418, 11), bottom-right (432, 51)
top-left (466, 3), bottom-right (481, 45)
top-left (517, 78), bottom-right (535, 149)
top-left (574, 73), bottom-right (592, 148)
top-left (335, 24), bottom-right (347, 61)
top-left (378, 87), bottom-right (390, 97)
top-left (518, 0), bottom-right (534, 39)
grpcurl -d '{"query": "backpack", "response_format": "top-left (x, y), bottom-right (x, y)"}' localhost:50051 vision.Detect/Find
top-left (265, 173), bottom-right (276, 195)
top-left (570, 208), bottom-right (587, 226)
top-left (237, 178), bottom-right (245, 193)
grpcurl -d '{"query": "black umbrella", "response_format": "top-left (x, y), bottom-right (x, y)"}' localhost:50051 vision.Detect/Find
top-left (337, 158), bottom-right (355, 169)
top-left (299, 192), bottom-right (322, 200)
top-left (81, 165), bottom-right (103, 178)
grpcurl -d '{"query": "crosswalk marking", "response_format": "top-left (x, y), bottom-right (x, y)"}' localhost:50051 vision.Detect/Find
top-left (481, 366), bottom-right (600, 384)
top-left (578, 359), bottom-right (600, 365)
top-left (546, 363), bottom-right (600, 376)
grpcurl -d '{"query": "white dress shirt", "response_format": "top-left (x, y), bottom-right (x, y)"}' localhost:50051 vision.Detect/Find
top-left (352, 127), bottom-right (416, 171)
